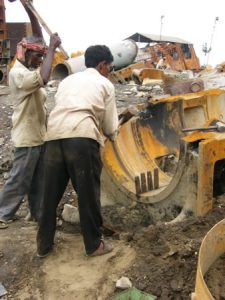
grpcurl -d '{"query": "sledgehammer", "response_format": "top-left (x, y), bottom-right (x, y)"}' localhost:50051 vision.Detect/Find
top-left (8, 0), bottom-right (69, 59)
top-left (182, 121), bottom-right (225, 133)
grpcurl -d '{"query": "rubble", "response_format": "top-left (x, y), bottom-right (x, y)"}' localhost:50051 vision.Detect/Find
top-left (62, 204), bottom-right (80, 224)
top-left (0, 282), bottom-right (7, 298)
top-left (1, 21), bottom-right (225, 299)
top-left (115, 276), bottom-right (132, 289)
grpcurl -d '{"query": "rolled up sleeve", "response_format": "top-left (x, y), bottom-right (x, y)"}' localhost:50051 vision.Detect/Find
top-left (13, 69), bottom-right (44, 94)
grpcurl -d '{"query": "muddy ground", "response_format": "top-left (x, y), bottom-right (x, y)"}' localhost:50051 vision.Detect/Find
top-left (0, 85), bottom-right (225, 300)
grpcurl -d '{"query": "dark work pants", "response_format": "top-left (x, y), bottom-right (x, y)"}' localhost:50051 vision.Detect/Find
top-left (0, 145), bottom-right (44, 221)
top-left (37, 138), bottom-right (103, 255)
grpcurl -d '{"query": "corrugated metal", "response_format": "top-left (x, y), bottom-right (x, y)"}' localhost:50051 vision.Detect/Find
top-left (125, 32), bottom-right (192, 45)
top-left (6, 22), bottom-right (32, 57)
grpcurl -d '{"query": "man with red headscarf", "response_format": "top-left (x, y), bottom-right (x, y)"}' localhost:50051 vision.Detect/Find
top-left (0, 0), bottom-right (61, 228)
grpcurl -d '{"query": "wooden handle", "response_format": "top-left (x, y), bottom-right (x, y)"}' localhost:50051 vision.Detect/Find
top-left (26, 0), bottom-right (69, 59)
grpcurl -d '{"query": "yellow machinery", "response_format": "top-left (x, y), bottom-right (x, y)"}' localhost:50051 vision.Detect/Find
top-left (192, 219), bottom-right (225, 299)
top-left (102, 89), bottom-right (225, 222)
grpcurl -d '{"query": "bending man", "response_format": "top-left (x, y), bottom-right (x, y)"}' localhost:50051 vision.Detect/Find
top-left (37, 45), bottom-right (118, 257)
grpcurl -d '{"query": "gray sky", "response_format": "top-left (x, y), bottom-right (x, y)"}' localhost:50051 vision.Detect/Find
top-left (5, 0), bottom-right (224, 67)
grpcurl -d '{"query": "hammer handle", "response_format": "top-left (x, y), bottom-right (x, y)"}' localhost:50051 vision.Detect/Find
top-left (26, 0), bottom-right (69, 59)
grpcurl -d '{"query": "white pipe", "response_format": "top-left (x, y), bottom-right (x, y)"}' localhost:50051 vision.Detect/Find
top-left (52, 40), bottom-right (138, 80)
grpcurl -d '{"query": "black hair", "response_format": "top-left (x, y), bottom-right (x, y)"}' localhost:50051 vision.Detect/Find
top-left (84, 45), bottom-right (114, 68)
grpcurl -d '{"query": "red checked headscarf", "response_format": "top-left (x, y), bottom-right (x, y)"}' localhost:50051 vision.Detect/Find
top-left (16, 37), bottom-right (47, 62)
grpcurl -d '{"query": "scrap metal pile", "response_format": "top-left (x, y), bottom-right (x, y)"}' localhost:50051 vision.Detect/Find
top-left (49, 34), bottom-right (225, 226)
top-left (2, 2), bottom-right (225, 291)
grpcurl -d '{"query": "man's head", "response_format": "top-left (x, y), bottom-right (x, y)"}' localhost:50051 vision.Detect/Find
top-left (16, 36), bottom-right (47, 69)
top-left (84, 45), bottom-right (114, 77)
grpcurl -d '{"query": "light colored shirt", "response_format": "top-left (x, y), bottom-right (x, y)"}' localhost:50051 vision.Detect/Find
top-left (9, 60), bottom-right (47, 147)
top-left (46, 68), bottom-right (118, 146)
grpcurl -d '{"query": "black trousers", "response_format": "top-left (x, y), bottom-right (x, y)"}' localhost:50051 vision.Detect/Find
top-left (37, 138), bottom-right (103, 255)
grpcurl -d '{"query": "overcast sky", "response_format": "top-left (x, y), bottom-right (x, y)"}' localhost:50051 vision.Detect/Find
top-left (5, 0), bottom-right (225, 67)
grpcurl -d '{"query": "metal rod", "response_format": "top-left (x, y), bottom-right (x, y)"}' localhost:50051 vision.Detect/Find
top-left (147, 171), bottom-right (153, 191)
top-left (182, 126), bottom-right (217, 132)
top-left (153, 168), bottom-right (159, 189)
top-left (159, 15), bottom-right (164, 41)
top-left (140, 173), bottom-right (147, 193)
top-left (134, 176), bottom-right (141, 195)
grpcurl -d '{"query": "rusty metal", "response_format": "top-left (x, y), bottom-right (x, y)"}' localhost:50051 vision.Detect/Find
top-left (145, 42), bottom-right (200, 72)
top-left (132, 68), bottom-right (165, 84)
top-left (134, 170), bottom-right (159, 195)
top-left (127, 33), bottom-right (201, 72)
top-left (0, 0), bottom-right (7, 40)
top-left (147, 171), bottom-right (153, 191)
top-left (140, 173), bottom-right (147, 193)
top-left (163, 77), bottom-right (204, 96)
top-left (153, 168), bottom-right (159, 189)
top-left (192, 219), bottom-right (225, 300)
top-left (134, 176), bottom-right (141, 195)
top-left (0, 0), bottom-right (11, 67)
top-left (7, 22), bottom-right (32, 58)
top-left (108, 61), bottom-right (145, 84)
top-left (102, 89), bottom-right (225, 222)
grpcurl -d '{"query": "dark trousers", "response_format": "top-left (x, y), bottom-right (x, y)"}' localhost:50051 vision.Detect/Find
top-left (0, 145), bottom-right (44, 221)
top-left (37, 138), bottom-right (103, 255)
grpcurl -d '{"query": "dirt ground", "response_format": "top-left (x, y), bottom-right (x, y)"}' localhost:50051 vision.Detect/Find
top-left (1, 85), bottom-right (225, 300)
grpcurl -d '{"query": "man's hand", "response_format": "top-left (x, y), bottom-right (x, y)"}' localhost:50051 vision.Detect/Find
top-left (49, 33), bottom-right (61, 51)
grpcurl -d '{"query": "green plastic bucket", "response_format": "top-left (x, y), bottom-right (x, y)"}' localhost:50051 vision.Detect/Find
top-left (108, 287), bottom-right (156, 300)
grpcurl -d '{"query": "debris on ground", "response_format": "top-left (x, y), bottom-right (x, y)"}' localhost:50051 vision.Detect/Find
top-left (115, 276), bottom-right (132, 289)
top-left (1, 87), bottom-right (225, 299)
top-left (2, 32), bottom-right (225, 299)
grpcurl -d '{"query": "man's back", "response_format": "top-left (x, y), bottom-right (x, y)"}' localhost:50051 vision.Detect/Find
top-left (46, 68), bottom-right (118, 145)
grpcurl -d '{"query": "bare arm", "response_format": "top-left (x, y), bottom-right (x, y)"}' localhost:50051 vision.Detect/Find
top-left (40, 33), bottom-right (61, 84)
top-left (20, 0), bottom-right (43, 38)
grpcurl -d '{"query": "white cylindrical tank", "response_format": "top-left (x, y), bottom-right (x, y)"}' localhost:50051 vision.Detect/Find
top-left (110, 39), bottom-right (138, 70)
top-left (51, 40), bottom-right (138, 80)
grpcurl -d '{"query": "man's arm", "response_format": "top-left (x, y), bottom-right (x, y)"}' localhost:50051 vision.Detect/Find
top-left (20, 0), bottom-right (43, 38)
top-left (40, 33), bottom-right (61, 84)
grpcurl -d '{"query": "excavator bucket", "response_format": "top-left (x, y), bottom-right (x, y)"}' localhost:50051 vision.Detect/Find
top-left (102, 89), bottom-right (225, 222)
